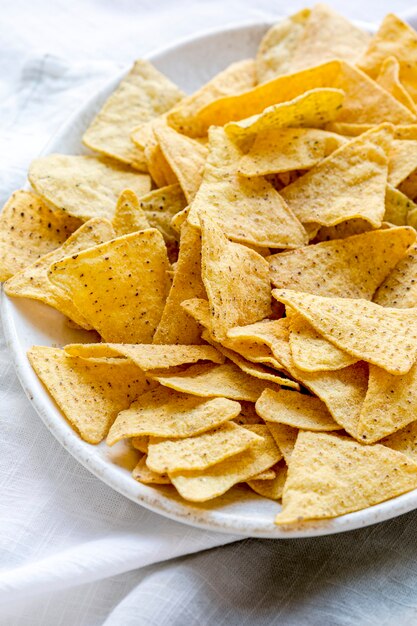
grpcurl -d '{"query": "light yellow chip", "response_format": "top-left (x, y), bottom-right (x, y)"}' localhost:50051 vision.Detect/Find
top-left (112, 189), bottom-right (150, 235)
top-left (139, 121), bottom-right (178, 188)
top-left (154, 123), bottom-right (208, 202)
top-left (48, 229), bottom-right (170, 343)
top-left (273, 288), bottom-right (417, 375)
top-left (266, 422), bottom-right (298, 464)
top-left (248, 461), bottom-right (287, 500)
top-left (29, 155), bottom-right (151, 221)
top-left (376, 56), bottom-right (417, 114)
top-left (384, 185), bottom-right (416, 225)
top-left (151, 362), bottom-right (280, 402)
top-left (106, 387), bottom-right (241, 444)
top-left (373, 243), bottom-right (417, 307)
top-left (383, 421), bottom-right (417, 462)
top-left (187, 127), bottom-right (307, 249)
top-left (132, 435), bottom-right (149, 454)
top-left (83, 60), bottom-right (184, 169)
top-left (133, 456), bottom-right (170, 484)
top-left (170, 424), bottom-right (281, 502)
top-left (313, 219), bottom-right (376, 242)
top-left (199, 212), bottom-right (271, 341)
top-left (167, 59), bottom-right (256, 137)
top-left (4, 218), bottom-right (116, 328)
top-left (153, 222), bottom-right (206, 345)
top-left (326, 122), bottom-right (417, 140)
top-left (276, 431), bottom-right (417, 524)
top-left (146, 421), bottom-right (261, 474)
top-left (225, 89), bottom-right (345, 141)
top-left (28, 346), bottom-right (151, 444)
top-left (250, 468), bottom-right (277, 481)
top-left (280, 125), bottom-right (392, 228)
top-left (388, 139), bottom-right (417, 188)
top-left (0, 190), bottom-right (81, 282)
top-left (268, 226), bottom-right (415, 298)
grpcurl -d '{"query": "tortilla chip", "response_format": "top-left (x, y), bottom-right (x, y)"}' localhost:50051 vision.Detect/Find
top-left (170, 424), bottom-right (281, 501)
top-left (4, 218), bottom-right (116, 328)
top-left (133, 456), bottom-right (170, 484)
top-left (388, 140), bottom-right (417, 188)
top-left (0, 190), bottom-right (81, 282)
top-left (273, 288), bottom-right (417, 375)
top-left (383, 421), bottom-right (417, 462)
top-left (153, 222), bottom-right (206, 345)
top-left (146, 421), bottom-right (261, 473)
top-left (28, 346), bottom-right (150, 444)
top-left (48, 229), bottom-right (170, 343)
top-left (187, 127), bottom-right (307, 249)
top-left (167, 59), bottom-right (256, 137)
top-left (199, 212), bottom-right (271, 341)
top-left (112, 189), bottom-right (150, 235)
top-left (131, 435), bottom-right (149, 454)
top-left (83, 60), bottom-right (184, 169)
top-left (376, 56), bottom-right (417, 114)
top-left (256, 387), bottom-right (340, 431)
top-left (287, 308), bottom-right (358, 372)
top-left (238, 127), bottom-right (345, 177)
top-left (358, 14), bottom-right (417, 103)
top-left (138, 121), bottom-right (178, 188)
top-left (107, 387), bottom-right (241, 444)
top-left (373, 243), bottom-right (417, 307)
top-left (276, 431), bottom-right (417, 524)
top-left (29, 154), bottom-right (151, 221)
top-left (313, 219), bottom-right (376, 242)
top-left (266, 422), bottom-right (298, 464)
top-left (154, 123), bottom-right (208, 202)
top-left (269, 226), bottom-right (415, 298)
top-left (225, 89), bottom-right (345, 141)
top-left (151, 362), bottom-right (280, 402)
top-left (384, 185), bottom-right (417, 225)
top-left (279, 125), bottom-right (392, 228)
top-left (248, 461), bottom-right (287, 500)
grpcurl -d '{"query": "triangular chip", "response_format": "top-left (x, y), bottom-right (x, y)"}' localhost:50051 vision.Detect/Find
top-left (167, 59), bottom-right (256, 137)
top-left (388, 139), bottom-right (417, 187)
top-left (28, 346), bottom-right (151, 444)
top-left (4, 218), bottom-right (115, 328)
top-left (273, 288), bottom-right (417, 375)
top-left (106, 387), bottom-right (241, 444)
top-left (136, 120), bottom-right (178, 188)
top-left (170, 424), bottom-right (281, 502)
top-left (373, 243), bottom-right (417, 307)
top-left (383, 421), bottom-right (417, 462)
top-left (133, 457), bottom-right (170, 484)
top-left (248, 461), bottom-right (288, 500)
top-left (112, 189), bottom-right (150, 235)
top-left (83, 60), bottom-right (184, 169)
top-left (154, 123), bottom-right (208, 202)
top-left (276, 431), bottom-right (417, 524)
top-left (376, 56), bottom-right (417, 114)
top-left (187, 127), bottom-right (307, 249)
top-left (199, 212), bottom-right (271, 341)
top-left (48, 229), bottom-right (170, 343)
top-left (384, 185), bottom-right (416, 225)
top-left (0, 190), bottom-right (80, 282)
top-left (279, 126), bottom-right (392, 227)
top-left (29, 155), bottom-right (151, 221)
top-left (265, 422), bottom-right (298, 464)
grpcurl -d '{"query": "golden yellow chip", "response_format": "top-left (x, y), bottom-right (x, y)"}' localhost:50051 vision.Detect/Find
top-left (151, 362), bottom-right (280, 402)
top-left (388, 140), bottom-right (417, 187)
top-left (358, 13), bottom-right (417, 103)
top-left (153, 222), bottom-right (206, 345)
top-left (383, 421), bottom-right (417, 462)
top-left (376, 56), bottom-right (417, 114)
top-left (249, 468), bottom-right (277, 481)
top-left (268, 226), bottom-right (415, 298)
top-left (83, 60), bottom-right (184, 169)
top-left (133, 456), bottom-right (170, 484)
top-left (106, 387), bottom-right (241, 444)
top-left (170, 424), bottom-right (281, 501)
top-left (29, 154), bottom-right (151, 221)
top-left (4, 218), bottom-right (115, 328)
top-left (276, 431), bottom-right (417, 524)
top-left (154, 123), bottom-right (208, 202)
top-left (0, 190), bottom-right (80, 282)
top-left (238, 127), bottom-right (345, 177)
top-left (384, 185), bottom-right (416, 225)
top-left (28, 346), bottom-right (151, 444)
top-left (313, 219), bottom-right (376, 242)
top-left (265, 422), bottom-right (298, 464)
top-left (274, 288), bottom-right (417, 375)
top-left (248, 461), bottom-right (287, 500)
top-left (234, 401), bottom-right (263, 425)
top-left (373, 243), bottom-right (417, 307)
top-left (132, 435), bottom-right (149, 454)
top-left (279, 125), bottom-right (392, 228)
top-left (199, 212), bottom-right (271, 341)
top-left (225, 89), bottom-right (345, 141)
top-left (146, 421), bottom-right (261, 474)
top-left (48, 229), bottom-right (170, 343)
top-left (256, 388), bottom-right (340, 431)
top-left (167, 59), bottom-right (256, 137)
top-left (187, 127), bottom-right (307, 249)
top-left (112, 189), bottom-right (150, 235)
top-left (141, 122), bottom-right (177, 188)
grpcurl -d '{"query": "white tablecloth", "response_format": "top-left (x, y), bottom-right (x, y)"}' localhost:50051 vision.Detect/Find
top-left (2, 2), bottom-right (417, 624)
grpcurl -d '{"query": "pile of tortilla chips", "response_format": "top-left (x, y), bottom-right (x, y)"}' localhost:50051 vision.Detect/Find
top-left (6, 6), bottom-right (417, 527)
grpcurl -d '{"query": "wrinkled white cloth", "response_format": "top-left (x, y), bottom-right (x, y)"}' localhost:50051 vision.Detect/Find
top-left (1, 2), bottom-right (417, 625)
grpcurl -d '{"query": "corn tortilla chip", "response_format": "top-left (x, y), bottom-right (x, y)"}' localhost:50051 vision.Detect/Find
top-left (48, 229), bottom-right (170, 343)
top-left (170, 424), bottom-right (281, 502)
top-left (266, 422), bottom-right (298, 464)
top-left (384, 186), bottom-right (416, 225)
top-left (140, 123), bottom-right (177, 188)
top-left (373, 243), bottom-right (417, 307)
top-left (112, 189), bottom-right (150, 235)
top-left (388, 139), bottom-right (417, 187)
top-left (107, 387), bottom-right (241, 444)
top-left (133, 456), bottom-right (170, 484)
top-left (0, 190), bottom-right (81, 282)
top-left (376, 56), bottom-right (417, 114)
top-left (276, 431), bottom-right (417, 524)
top-left (248, 461), bottom-right (287, 500)
top-left (249, 468), bottom-right (277, 481)
top-left (383, 421), bottom-right (417, 462)
top-left (28, 346), bottom-right (151, 444)
top-left (131, 435), bottom-right (149, 454)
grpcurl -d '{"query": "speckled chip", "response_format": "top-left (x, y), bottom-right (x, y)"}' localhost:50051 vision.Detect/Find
top-left (383, 421), bottom-right (417, 462)
top-left (112, 189), bottom-right (150, 235)
top-left (265, 423), bottom-right (298, 464)
top-left (248, 462), bottom-right (288, 500)
top-left (133, 456), bottom-right (171, 484)
top-left (376, 56), bottom-right (417, 115)
top-left (373, 243), bottom-right (417, 307)
top-left (28, 346), bottom-right (151, 444)
top-left (29, 154), bottom-right (151, 221)
top-left (384, 186), bottom-right (416, 225)
top-left (106, 387), bottom-right (241, 444)
top-left (388, 140), bottom-right (417, 187)
top-left (0, 190), bottom-right (80, 282)
top-left (48, 229), bottom-right (171, 343)
top-left (276, 431), bottom-right (417, 524)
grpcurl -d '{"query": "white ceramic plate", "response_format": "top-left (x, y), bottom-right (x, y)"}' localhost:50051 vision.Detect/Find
top-left (3, 19), bottom-right (417, 539)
